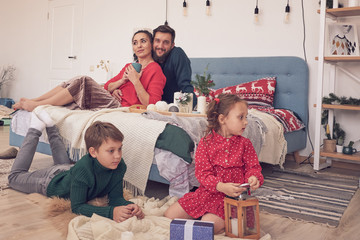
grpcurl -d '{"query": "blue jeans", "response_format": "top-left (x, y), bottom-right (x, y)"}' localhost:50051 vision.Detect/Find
top-left (8, 127), bottom-right (72, 195)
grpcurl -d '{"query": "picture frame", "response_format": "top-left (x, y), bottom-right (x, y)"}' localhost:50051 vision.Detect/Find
top-left (326, 22), bottom-right (359, 56)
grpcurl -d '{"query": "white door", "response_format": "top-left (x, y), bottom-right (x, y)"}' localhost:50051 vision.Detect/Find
top-left (48, 0), bottom-right (83, 88)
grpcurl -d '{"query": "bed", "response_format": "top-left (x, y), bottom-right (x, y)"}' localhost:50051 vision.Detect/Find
top-left (9, 56), bottom-right (309, 196)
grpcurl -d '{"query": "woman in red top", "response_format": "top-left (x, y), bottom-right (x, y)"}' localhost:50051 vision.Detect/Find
top-left (164, 94), bottom-right (264, 234)
top-left (13, 30), bottom-right (166, 112)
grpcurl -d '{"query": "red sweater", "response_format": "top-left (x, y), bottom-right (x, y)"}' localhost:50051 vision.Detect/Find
top-left (104, 62), bottom-right (166, 106)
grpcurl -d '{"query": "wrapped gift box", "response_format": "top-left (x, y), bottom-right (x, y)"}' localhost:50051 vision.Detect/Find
top-left (170, 218), bottom-right (214, 240)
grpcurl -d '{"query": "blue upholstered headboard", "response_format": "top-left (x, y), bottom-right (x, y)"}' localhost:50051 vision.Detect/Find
top-left (189, 56), bottom-right (309, 128)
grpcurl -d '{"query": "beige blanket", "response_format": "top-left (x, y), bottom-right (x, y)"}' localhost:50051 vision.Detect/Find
top-left (34, 105), bottom-right (168, 195)
top-left (249, 109), bottom-right (287, 168)
top-left (67, 195), bottom-right (272, 240)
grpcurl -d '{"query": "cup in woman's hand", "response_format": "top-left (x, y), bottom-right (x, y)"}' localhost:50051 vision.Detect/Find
top-left (132, 62), bottom-right (142, 73)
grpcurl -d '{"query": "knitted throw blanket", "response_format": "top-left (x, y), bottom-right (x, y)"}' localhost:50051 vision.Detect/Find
top-left (249, 109), bottom-right (287, 168)
top-left (34, 106), bottom-right (167, 195)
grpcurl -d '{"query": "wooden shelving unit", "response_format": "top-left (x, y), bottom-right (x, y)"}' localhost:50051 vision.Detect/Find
top-left (314, 3), bottom-right (360, 171)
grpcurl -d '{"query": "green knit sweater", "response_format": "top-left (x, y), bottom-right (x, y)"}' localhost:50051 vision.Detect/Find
top-left (46, 154), bottom-right (133, 220)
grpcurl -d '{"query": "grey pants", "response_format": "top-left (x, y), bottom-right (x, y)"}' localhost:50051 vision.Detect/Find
top-left (8, 127), bottom-right (72, 195)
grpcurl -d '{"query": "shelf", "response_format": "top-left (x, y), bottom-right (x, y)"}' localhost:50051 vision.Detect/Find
top-left (317, 7), bottom-right (360, 17)
top-left (325, 56), bottom-right (360, 62)
top-left (315, 56), bottom-right (360, 62)
top-left (322, 104), bottom-right (360, 111)
top-left (313, 104), bottom-right (360, 110)
top-left (320, 149), bottom-right (360, 162)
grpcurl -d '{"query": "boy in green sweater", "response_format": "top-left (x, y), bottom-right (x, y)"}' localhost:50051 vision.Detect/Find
top-left (8, 111), bottom-right (144, 222)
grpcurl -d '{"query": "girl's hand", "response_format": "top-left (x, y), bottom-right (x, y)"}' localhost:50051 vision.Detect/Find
top-left (216, 182), bottom-right (247, 198)
top-left (124, 65), bottom-right (141, 85)
top-left (113, 205), bottom-right (133, 223)
top-left (112, 89), bottom-right (122, 102)
top-left (248, 176), bottom-right (260, 191)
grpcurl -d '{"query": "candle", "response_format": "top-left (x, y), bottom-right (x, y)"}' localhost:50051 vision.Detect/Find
top-left (333, 0), bottom-right (339, 8)
top-left (231, 218), bottom-right (238, 236)
top-left (197, 96), bottom-right (207, 114)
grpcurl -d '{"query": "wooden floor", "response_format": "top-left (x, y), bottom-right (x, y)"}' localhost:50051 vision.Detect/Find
top-left (1, 125), bottom-right (360, 240)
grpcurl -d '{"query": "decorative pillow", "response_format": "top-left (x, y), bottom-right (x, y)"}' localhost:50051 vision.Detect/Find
top-left (257, 107), bottom-right (306, 133)
top-left (212, 77), bottom-right (277, 107)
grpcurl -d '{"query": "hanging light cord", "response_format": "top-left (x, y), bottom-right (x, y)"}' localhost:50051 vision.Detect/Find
top-left (285, 0), bottom-right (290, 13)
top-left (164, 0), bottom-right (168, 25)
top-left (255, 0), bottom-right (259, 14)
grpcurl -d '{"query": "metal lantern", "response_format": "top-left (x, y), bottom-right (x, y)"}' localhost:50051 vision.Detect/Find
top-left (224, 194), bottom-right (260, 239)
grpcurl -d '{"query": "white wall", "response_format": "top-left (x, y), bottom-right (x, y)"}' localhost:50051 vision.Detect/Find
top-left (0, 0), bottom-right (359, 156)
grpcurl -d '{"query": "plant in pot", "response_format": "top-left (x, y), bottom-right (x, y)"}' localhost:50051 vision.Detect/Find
top-left (323, 124), bottom-right (337, 152)
top-left (321, 110), bottom-right (345, 153)
top-left (191, 64), bottom-right (215, 114)
top-left (0, 65), bottom-right (16, 97)
top-left (0, 65), bottom-right (16, 109)
top-left (333, 121), bottom-right (345, 153)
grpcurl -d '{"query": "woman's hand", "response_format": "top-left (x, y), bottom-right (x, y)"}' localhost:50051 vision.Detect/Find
top-left (107, 77), bottom-right (128, 93)
top-left (112, 89), bottom-right (122, 102)
top-left (248, 176), bottom-right (260, 191)
top-left (216, 182), bottom-right (247, 198)
top-left (124, 65), bottom-right (142, 85)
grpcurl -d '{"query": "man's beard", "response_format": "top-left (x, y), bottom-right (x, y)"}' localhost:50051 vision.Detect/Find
top-left (153, 48), bottom-right (172, 63)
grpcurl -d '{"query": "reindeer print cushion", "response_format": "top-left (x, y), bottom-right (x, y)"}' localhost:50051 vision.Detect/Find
top-left (258, 108), bottom-right (306, 132)
top-left (211, 77), bottom-right (277, 107)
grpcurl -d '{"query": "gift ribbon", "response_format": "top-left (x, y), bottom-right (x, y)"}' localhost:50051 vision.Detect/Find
top-left (184, 219), bottom-right (195, 239)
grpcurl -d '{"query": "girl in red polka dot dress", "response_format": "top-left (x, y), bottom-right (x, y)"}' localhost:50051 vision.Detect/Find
top-left (164, 94), bottom-right (264, 234)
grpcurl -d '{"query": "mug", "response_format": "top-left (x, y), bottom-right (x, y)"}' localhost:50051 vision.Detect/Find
top-left (131, 62), bottom-right (142, 73)
top-left (342, 146), bottom-right (357, 155)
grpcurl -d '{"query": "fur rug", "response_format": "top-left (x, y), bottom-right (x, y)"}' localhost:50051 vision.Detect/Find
top-left (0, 158), bottom-right (14, 194)
top-left (0, 158), bottom-right (35, 194)
top-left (26, 191), bottom-right (271, 240)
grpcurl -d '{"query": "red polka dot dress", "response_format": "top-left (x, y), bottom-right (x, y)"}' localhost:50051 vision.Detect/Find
top-left (178, 130), bottom-right (264, 220)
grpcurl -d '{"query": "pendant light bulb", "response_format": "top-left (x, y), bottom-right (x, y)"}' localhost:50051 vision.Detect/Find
top-left (183, 0), bottom-right (187, 16)
top-left (206, 0), bottom-right (211, 16)
top-left (284, 2), bottom-right (290, 23)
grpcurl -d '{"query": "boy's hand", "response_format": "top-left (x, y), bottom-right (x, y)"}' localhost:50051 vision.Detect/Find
top-left (128, 203), bottom-right (145, 219)
top-left (216, 182), bottom-right (247, 198)
top-left (113, 205), bottom-right (133, 223)
top-left (248, 176), bottom-right (260, 191)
